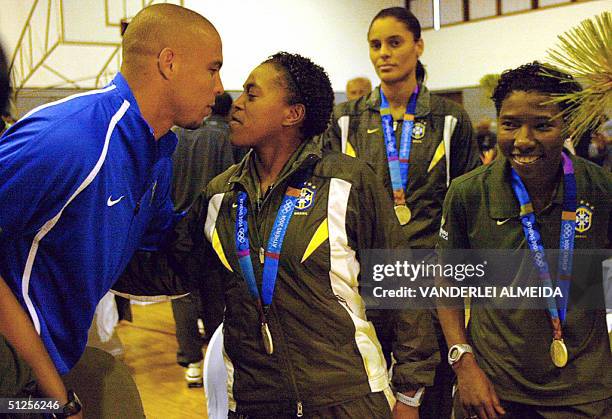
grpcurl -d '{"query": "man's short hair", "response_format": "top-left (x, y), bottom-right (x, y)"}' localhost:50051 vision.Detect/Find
top-left (121, 4), bottom-right (216, 64)
top-left (491, 61), bottom-right (581, 116)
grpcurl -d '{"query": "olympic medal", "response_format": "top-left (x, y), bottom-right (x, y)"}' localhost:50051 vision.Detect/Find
top-left (550, 339), bottom-right (568, 367)
top-left (261, 322), bottom-right (274, 355)
top-left (394, 205), bottom-right (411, 225)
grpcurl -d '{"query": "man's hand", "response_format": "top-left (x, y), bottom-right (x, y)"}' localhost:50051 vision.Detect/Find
top-left (454, 354), bottom-right (505, 419)
top-left (392, 400), bottom-right (419, 419)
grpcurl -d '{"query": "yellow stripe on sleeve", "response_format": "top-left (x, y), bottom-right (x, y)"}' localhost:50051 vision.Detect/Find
top-left (301, 218), bottom-right (329, 263)
top-left (427, 140), bottom-right (446, 172)
top-left (212, 228), bottom-right (233, 272)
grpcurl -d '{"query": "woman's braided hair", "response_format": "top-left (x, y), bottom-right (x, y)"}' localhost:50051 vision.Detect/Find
top-left (264, 52), bottom-right (335, 139)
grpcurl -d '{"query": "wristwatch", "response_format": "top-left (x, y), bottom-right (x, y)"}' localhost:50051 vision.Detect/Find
top-left (448, 343), bottom-right (473, 366)
top-left (53, 390), bottom-right (82, 418)
top-left (395, 386), bottom-right (425, 407)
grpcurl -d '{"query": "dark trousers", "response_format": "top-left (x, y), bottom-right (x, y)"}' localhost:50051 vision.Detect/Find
top-left (421, 323), bottom-right (454, 419)
top-left (171, 292), bottom-right (206, 365)
top-left (171, 270), bottom-right (224, 366)
top-left (0, 334), bottom-right (36, 398)
top-left (61, 346), bottom-right (145, 419)
top-left (228, 391), bottom-right (392, 419)
top-left (1, 338), bottom-right (144, 419)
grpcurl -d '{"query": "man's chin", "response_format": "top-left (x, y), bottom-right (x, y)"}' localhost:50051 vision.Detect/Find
top-left (177, 120), bottom-right (203, 130)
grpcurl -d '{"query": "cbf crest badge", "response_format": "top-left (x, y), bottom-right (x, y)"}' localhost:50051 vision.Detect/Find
top-left (295, 182), bottom-right (317, 214)
top-left (412, 121), bottom-right (426, 140)
top-left (575, 201), bottom-right (593, 234)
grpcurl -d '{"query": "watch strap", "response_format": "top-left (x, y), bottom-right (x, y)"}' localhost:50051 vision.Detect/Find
top-left (52, 390), bottom-right (82, 418)
top-left (448, 343), bottom-right (473, 366)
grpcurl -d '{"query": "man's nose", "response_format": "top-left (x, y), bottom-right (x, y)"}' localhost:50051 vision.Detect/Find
top-left (214, 74), bottom-right (224, 96)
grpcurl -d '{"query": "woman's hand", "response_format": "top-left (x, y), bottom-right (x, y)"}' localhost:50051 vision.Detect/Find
top-left (454, 354), bottom-right (505, 419)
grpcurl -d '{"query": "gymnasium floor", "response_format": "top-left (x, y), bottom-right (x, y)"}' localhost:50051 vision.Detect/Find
top-left (115, 302), bottom-right (208, 418)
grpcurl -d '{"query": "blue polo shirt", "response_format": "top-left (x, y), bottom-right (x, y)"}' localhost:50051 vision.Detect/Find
top-left (0, 73), bottom-right (178, 374)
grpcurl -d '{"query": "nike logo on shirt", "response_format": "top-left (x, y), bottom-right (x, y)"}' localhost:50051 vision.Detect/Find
top-left (107, 195), bottom-right (125, 207)
top-left (496, 218), bottom-right (511, 225)
top-left (367, 128), bottom-right (379, 134)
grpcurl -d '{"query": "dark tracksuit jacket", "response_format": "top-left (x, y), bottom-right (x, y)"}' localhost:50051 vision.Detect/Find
top-left (116, 138), bottom-right (440, 416)
top-left (321, 85), bottom-right (480, 398)
top-left (322, 84), bottom-right (479, 250)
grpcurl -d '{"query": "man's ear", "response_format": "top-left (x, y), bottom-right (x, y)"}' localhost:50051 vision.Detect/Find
top-left (282, 103), bottom-right (305, 128)
top-left (157, 47), bottom-right (176, 80)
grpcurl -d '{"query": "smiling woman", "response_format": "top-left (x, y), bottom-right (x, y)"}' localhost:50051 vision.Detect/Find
top-left (437, 61), bottom-right (612, 419)
top-left (491, 62), bottom-right (582, 212)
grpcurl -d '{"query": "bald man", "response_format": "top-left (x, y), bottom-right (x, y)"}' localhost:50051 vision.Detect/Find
top-left (346, 76), bottom-right (372, 101)
top-left (0, 4), bottom-right (222, 416)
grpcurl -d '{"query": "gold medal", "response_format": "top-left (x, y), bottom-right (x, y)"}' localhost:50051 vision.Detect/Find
top-left (394, 205), bottom-right (411, 225)
top-left (550, 338), bottom-right (568, 368)
top-left (261, 322), bottom-right (274, 355)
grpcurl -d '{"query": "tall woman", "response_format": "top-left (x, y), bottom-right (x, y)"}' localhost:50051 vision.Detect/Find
top-left (323, 7), bottom-right (480, 419)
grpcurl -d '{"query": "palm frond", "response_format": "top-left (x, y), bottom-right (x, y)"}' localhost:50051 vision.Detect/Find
top-left (545, 11), bottom-right (612, 143)
top-left (479, 73), bottom-right (501, 107)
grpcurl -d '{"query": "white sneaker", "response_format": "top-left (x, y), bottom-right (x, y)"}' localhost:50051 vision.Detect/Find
top-left (185, 361), bottom-right (203, 388)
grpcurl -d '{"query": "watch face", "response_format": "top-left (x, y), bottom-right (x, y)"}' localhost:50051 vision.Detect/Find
top-left (450, 347), bottom-right (459, 360)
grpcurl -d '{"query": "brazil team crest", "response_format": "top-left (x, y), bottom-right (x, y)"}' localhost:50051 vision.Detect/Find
top-left (412, 121), bottom-right (426, 139)
top-left (575, 202), bottom-right (593, 233)
top-left (295, 183), bottom-right (317, 212)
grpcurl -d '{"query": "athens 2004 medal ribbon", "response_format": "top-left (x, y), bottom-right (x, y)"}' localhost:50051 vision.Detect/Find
top-left (509, 152), bottom-right (577, 368)
top-left (379, 86), bottom-right (419, 225)
top-left (235, 169), bottom-right (312, 355)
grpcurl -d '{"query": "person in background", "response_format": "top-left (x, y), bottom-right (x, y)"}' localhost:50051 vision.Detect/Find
top-left (1, 111), bottom-right (15, 136)
top-left (0, 53), bottom-right (10, 137)
top-left (587, 119), bottom-right (612, 171)
top-left (170, 92), bottom-right (235, 387)
top-left (0, 4), bottom-right (223, 417)
top-left (475, 117), bottom-right (497, 164)
top-left (323, 7), bottom-right (479, 419)
top-left (346, 76), bottom-right (372, 101)
top-left (437, 62), bottom-right (611, 419)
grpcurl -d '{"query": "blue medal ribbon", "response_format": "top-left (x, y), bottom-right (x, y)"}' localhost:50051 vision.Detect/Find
top-left (379, 86), bottom-right (419, 205)
top-left (509, 152), bottom-right (576, 336)
top-left (234, 169), bottom-right (312, 317)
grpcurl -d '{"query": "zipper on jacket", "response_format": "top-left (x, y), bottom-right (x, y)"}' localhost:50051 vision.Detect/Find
top-left (259, 247), bottom-right (265, 264)
top-left (134, 200), bottom-right (141, 215)
top-left (270, 306), bottom-right (304, 417)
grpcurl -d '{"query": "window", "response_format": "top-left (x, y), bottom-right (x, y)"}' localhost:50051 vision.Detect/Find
top-left (469, 0), bottom-right (498, 20)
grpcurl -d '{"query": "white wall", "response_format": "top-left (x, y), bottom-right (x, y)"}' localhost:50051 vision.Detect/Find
top-left (1, 1), bottom-right (609, 93)
top-left (0, 0), bottom-right (403, 91)
top-left (0, 1), bottom-right (37, 58)
top-left (184, 0), bottom-right (404, 91)
top-left (422, 0), bottom-right (611, 90)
